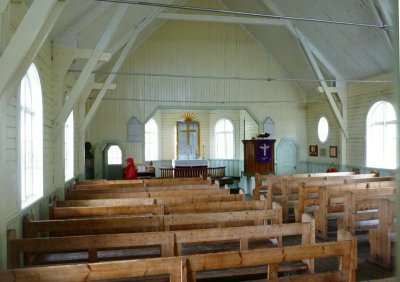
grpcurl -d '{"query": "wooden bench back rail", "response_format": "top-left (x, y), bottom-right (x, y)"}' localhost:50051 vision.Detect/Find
top-left (24, 206), bottom-right (282, 238)
top-left (7, 229), bottom-right (175, 268)
top-left (296, 180), bottom-right (396, 222)
top-left (54, 197), bottom-right (155, 207)
top-left (73, 177), bottom-right (210, 190)
top-left (1, 231), bottom-right (356, 282)
top-left (65, 187), bottom-right (230, 200)
top-left (315, 187), bottom-right (395, 240)
top-left (49, 204), bottom-right (163, 219)
top-left (1, 256), bottom-right (186, 282)
top-left (56, 194), bottom-right (244, 208)
top-left (186, 232), bottom-right (356, 282)
top-left (154, 193), bottom-right (245, 205)
top-left (70, 182), bottom-right (219, 193)
top-left (163, 207), bottom-right (282, 231)
top-left (8, 214), bottom-right (311, 269)
top-left (174, 213), bottom-right (314, 257)
top-left (368, 199), bottom-right (395, 268)
top-left (49, 200), bottom-right (268, 219)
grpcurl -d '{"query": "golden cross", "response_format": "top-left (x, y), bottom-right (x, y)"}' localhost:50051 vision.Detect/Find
top-left (180, 121), bottom-right (196, 145)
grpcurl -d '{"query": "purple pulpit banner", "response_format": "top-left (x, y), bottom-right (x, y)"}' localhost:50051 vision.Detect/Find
top-left (256, 140), bottom-right (272, 163)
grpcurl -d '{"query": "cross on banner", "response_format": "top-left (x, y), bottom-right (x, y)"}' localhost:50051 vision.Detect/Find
top-left (259, 143), bottom-right (270, 156)
top-left (180, 121), bottom-right (196, 145)
top-left (257, 140), bottom-right (272, 163)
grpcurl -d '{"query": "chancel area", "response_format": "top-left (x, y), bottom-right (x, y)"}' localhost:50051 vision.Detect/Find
top-left (0, 0), bottom-right (398, 281)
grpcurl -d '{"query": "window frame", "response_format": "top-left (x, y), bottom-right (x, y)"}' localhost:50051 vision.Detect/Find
top-left (19, 63), bottom-right (43, 209)
top-left (215, 118), bottom-right (234, 159)
top-left (145, 118), bottom-right (159, 161)
top-left (317, 116), bottom-right (329, 143)
top-left (365, 100), bottom-right (397, 169)
top-left (64, 111), bottom-right (74, 181)
top-left (107, 145), bottom-right (122, 165)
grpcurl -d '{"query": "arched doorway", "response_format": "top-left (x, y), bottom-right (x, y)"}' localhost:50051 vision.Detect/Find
top-left (276, 138), bottom-right (297, 175)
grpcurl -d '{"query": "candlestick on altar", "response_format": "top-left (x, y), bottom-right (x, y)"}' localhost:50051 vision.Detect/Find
top-left (202, 143), bottom-right (205, 159)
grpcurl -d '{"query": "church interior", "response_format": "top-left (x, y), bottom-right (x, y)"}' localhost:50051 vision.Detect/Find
top-left (0, 0), bottom-right (398, 281)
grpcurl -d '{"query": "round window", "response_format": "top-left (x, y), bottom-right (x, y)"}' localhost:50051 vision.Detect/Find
top-left (318, 117), bottom-right (329, 143)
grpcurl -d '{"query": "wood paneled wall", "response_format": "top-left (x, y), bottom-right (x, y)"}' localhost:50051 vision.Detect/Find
top-left (85, 7), bottom-right (307, 165)
top-left (306, 73), bottom-right (394, 170)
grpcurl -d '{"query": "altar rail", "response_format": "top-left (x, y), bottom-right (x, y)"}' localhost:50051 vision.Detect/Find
top-left (159, 166), bottom-right (225, 179)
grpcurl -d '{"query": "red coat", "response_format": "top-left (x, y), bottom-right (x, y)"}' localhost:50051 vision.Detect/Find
top-left (125, 164), bottom-right (138, 179)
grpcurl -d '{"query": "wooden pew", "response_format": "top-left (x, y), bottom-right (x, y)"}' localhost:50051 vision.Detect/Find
top-left (75, 179), bottom-right (143, 185)
top-left (341, 190), bottom-right (395, 235)
top-left (65, 187), bottom-right (230, 200)
top-left (49, 204), bottom-right (163, 219)
top-left (1, 231), bottom-right (356, 282)
top-left (253, 172), bottom-right (380, 222)
top-left (7, 229), bottom-right (175, 268)
top-left (162, 200), bottom-right (267, 214)
top-left (69, 182), bottom-right (218, 193)
top-left (7, 214), bottom-right (310, 269)
top-left (315, 186), bottom-right (395, 240)
top-left (1, 256), bottom-right (186, 282)
top-left (73, 177), bottom-right (210, 190)
top-left (368, 199), bottom-right (395, 268)
top-left (163, 207), bottom-right (282, 231)
top-left (49, 200), bottom-right (267, 219)
top-left (55, 194), bottom-right (244, 207)
top-left (24, 207), bottom-right (282, 238)
top-left (154, 194), bottom-right (245, 205)
top-left (296, 178), bottom-right (395, 222)
top-left (174, 213), bottom-right (315, 277)
top-left (186, 230), bottom-right (357, 281)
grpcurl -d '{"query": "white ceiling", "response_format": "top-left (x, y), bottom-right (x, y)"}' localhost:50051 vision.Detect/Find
top-left (48, 0), bottom-right (395, 95)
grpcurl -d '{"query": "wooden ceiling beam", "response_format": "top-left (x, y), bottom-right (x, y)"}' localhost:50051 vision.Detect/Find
top-left (297, 28), bottom-right (348, 139)
top-left (0, 0), bottom-right (65, 102)
top-left (157, 13), bottom-right (286, 26)
top-left (52, 4), bottom-right (129, 140)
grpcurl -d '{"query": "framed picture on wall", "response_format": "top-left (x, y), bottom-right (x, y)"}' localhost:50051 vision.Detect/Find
top-left (330, 146), bottom-right (338, 158)
top-left (309, 145), bottom-right (318, 156)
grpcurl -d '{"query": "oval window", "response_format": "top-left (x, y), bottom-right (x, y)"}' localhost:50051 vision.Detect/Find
top-left (318, 117), bottom-right (329, 143)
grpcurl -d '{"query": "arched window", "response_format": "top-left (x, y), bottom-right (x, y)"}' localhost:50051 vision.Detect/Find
top-left (20, 63), bottom-right (43, 208)
top-left (145, 119), bottom-right (158, 161)
top-left (64, 111), bottom-right (74, 181)
top-left (366, 101), bottom-right (397, 169)
top-left (215, 119), bottom-right (234, 159)
top-left (107, 145), bottom-right (122, 165)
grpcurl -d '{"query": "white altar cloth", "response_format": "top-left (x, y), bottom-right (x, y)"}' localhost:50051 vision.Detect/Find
top-left (172, 159), bottom-right (209, 167)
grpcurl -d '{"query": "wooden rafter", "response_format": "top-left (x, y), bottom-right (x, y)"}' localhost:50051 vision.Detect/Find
top-left (52, 4), bottom-right (129, 139)
top-left (0, 0), bottom-right (65, 102)
top-left (79, 23), bottom-right (143, 132)
top-left (296, 29), bottom-right (348, 139)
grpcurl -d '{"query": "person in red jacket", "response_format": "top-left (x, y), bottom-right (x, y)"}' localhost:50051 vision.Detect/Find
top-left (124, 157), bottom-right (138, 179)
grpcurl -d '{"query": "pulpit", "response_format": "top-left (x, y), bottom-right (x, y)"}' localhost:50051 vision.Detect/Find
top-left (243, 139), bottom-right (276, 174)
